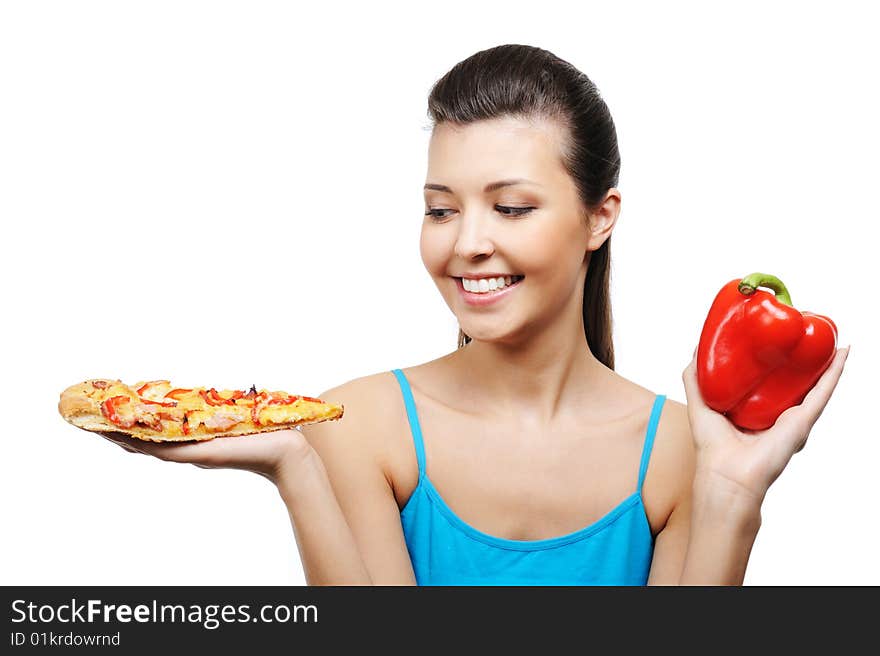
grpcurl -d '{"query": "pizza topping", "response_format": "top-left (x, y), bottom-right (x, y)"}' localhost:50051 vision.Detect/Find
top-left (164, 388), bottom-right (193, 400)
top-left (268, 395), bottom-right (300, 405)
top-left (267, 394), bottom-right (324, 405)
top-left (204, 411), bottom-right (247, 431)
top-left (91, 380), bottom-right (108, 389)
top-left (198, 388), bottom-right (245, 406)
top-left (132, 402), bottom-right (175, 430)
top-left (136, 412), bottom-right (164, 432)
top-left (252, 391), bottom-right (271, 425)
top-left (136, 380), bottom-right (171, 398)
top-left (138, 398), bottom-right (178, 408)
top-left (267, 392), bottom-right (321, 405)
top-left (258, 403), bottom-right (303, 425)
top-left (137, 402), bottom-right (184, 419)
top-left (184, 408), bottom-right (243, 433)
top-left (101, 395), bottom-right (136, 429)
top-left (199, 389), bottom-right (222, 406)
top-left (102, 394), bottom-right (180, 432)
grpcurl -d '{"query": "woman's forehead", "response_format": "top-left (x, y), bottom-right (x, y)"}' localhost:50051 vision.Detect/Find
top-left (427, 116), bottom-right (568, 190)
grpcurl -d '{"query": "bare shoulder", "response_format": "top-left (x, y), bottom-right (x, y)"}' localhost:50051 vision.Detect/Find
top-left (645, 396), bottom-right (697, 533)
top-left (655, 397), bottom-right (696, 480)
top-left (614, 373), bottom-right (694, 484)
top-left (605, 371), bottom-right (695, 533)
top-left (317, 371), bottom-right (402, 421)
top-left (300, 370), bottom-right (409, 474)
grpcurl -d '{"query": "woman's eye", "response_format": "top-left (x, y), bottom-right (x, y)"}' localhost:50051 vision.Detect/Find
top-left (425, 208), bottom-right (453, 220)
top-left (496, 205), bottom-right (535, 217)
top-left (424, 206), bottom-right (535, 221)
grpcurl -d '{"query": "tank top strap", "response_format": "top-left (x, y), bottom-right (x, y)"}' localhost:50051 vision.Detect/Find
top-left (637, 394), bottom-right (667, 495)
top-left (391, 369), bottom-right (426, 475)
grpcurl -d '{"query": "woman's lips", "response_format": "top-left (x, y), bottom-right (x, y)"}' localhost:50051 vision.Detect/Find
top-left (454, 277), bottom-right (523, 306)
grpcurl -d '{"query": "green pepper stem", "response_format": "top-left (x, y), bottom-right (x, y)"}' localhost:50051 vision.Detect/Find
top-left (737, 272), bottom-right (793, 307)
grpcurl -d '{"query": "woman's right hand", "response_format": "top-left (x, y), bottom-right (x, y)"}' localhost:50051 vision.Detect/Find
top-left (97, 427), bottom-right (316, 485)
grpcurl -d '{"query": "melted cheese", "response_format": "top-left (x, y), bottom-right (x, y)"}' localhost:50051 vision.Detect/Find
top-left (132, 380), bottom-right (173, 401)
top-left (257, 404), bottom-right (304, 425)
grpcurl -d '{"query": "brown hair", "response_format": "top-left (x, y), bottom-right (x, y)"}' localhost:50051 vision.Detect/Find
top-left (426, 44), bottom-right (620, 369)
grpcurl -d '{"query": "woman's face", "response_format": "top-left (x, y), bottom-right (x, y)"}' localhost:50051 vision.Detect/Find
top-left (420, 115), bottom-right (615, 346)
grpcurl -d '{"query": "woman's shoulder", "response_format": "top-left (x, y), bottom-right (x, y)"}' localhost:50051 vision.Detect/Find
top-left (315, 355), bottom-right (451, 411)
top-left (599, 371), bottom-right (690, 434)
top-left (609, 372), bottom-right (696, 529)
top-left (651, 394), bottom-right (695, 488)
top-left (301, 368), bottom-right (415, 461)
top-left (317, 368), bottom-right (406, 417)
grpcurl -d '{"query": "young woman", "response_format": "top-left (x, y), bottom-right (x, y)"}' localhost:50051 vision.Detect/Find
top-left (101, 44), bottom-right (848, 585)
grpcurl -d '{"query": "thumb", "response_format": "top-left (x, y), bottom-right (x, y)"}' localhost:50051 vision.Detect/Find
top-left (681, 351), bottom-right (702, 423)
top-left (681, 348), bottom-right (699, 397)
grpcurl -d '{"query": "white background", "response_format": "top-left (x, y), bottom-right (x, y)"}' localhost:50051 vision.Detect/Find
top-left (1, 1), bottom-right (876, 585)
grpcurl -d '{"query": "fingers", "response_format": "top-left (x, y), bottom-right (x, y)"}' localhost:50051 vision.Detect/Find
top-left (98, 430), bottom-right (133, 442)
top-left (771, 346), bottom-right (850, 455)
top-left (99, 432), bottom-right (143, 448)
top-left (795, 346), bottom-right (850, 432)
top-left (98, 431), bottom-right (191, 461)
top-left (98, 431), bottom-right (145, 454)
top-left (95, 429), bottom-right (273, 468)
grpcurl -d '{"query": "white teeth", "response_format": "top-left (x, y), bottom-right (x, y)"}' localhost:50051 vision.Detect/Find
top-left (461, 275), bottom-right (522, 294)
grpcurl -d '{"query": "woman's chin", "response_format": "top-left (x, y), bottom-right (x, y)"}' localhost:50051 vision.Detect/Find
top-left (459, 324), bottom-right (525, 346)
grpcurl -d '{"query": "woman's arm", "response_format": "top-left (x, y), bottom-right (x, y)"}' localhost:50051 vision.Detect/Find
top-left (290, 377), bottom-right (418, 585)
top-left (648, 469), bottom-right (761, 586)
top-left (677, 472), bottom-right (762, 585)
top-left (275, 443), bottom-right (374, 584)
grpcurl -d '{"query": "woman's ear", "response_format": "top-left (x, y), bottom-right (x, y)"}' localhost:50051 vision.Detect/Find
top-left (586, 188), bottom-right (620, 251)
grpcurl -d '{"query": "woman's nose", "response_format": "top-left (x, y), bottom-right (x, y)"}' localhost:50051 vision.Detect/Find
top-left (453, 213), bottom-right (495, 260)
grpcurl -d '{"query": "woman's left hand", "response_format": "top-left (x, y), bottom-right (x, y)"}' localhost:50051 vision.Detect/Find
top-left (681, 345), bottom-right (850, 504)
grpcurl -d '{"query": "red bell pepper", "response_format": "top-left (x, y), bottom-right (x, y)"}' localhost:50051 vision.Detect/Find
top-left (164, 388), bottom-right (193, 400)
top-left (137, 380), bottom-right (170, 396)
top-left (696, 272), bottom-right (837, 430)
top-left (138, 398), bottom-right (178, 408)
top-left (101, 395), bottom-right (136, 429)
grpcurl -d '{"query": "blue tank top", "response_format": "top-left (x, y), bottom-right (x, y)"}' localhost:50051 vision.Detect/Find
top-left (391, 368), bottom-right (666, 586)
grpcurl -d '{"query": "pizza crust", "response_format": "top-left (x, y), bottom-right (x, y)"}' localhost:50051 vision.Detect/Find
top-left (58, 378), bottom-right (344, 442)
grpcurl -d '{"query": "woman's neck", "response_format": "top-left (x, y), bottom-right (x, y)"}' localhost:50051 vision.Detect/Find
top-left (448, 314), bottom-right (611, 425)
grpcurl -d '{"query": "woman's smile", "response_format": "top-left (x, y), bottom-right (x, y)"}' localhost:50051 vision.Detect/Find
top-left (454, 274), bottom-right (525, 306)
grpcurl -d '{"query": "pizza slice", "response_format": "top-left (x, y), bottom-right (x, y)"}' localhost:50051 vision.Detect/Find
top-left (58, 378), bottom-right (344, 442)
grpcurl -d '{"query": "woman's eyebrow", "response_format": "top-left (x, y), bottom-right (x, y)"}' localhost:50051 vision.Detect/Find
top-left (423, 178), bottom-right (542, 193)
